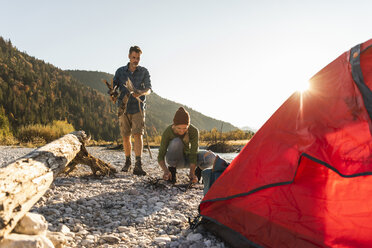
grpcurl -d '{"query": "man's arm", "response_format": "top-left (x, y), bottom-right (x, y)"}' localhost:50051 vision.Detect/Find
top-left (112, 68), bottom-right (130, 99)
top-left (129, 67), bottom-right (151, 98)
top-left (133, 68), bottom-right (152, 97)
top-left (113, 69), bottom-right (121, 89)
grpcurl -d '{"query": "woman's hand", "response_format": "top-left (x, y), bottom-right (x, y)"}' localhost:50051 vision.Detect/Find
top-left (189, 164), bottom-right (198, 183)
top-left (163, 170), bottom-right (172, 181)
top-left (159, 161), bottom-right (171, 181)
top-left (188, 173), bottom-right (198, 184)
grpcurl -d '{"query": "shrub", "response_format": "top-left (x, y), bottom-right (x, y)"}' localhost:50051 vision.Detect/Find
top-left (0, 135), bottom-right (17, 145)
top-left (17, 120), bottom-right (75, 144)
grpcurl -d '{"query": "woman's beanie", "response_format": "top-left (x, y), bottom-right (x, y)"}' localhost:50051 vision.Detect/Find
top-left (173, 107), bottom-right (190, 125)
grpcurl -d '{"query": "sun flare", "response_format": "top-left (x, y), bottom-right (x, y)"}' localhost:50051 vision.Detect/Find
top-left (295, 81), bottom-right (310, 93)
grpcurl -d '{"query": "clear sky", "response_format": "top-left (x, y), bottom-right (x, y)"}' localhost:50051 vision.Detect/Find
top-left (1, 0), bottom-right (372, 130)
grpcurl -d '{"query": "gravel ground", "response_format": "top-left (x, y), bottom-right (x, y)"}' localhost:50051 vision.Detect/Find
top-left (0, 146), bottom-right (233, 248)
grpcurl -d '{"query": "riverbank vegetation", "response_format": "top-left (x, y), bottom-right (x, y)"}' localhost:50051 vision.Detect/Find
top-left (0, 120), bottom-right (75, 147)
top-left (0, 123), bottom-right (255, 149)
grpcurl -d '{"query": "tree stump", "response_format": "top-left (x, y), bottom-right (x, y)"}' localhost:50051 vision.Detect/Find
top-left (0, 131), bottom-right (116, 240)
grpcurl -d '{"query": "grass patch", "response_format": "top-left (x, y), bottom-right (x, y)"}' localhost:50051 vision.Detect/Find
top-left (16, 120), bottom-right (75, 145)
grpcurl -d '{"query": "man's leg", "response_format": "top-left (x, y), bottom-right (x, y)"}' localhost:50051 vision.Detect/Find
top-left (123, 136), bottom-right (132, 157)
top-left (132, 112), bottom-right (146, 176)
top-left (132, 133), bottom-right (146, 175)
top-left (133, 134), bottom-right (143, 157)
top-left (119, 113), bottom-right (132, 172)
top-left (122, 135), bottom-right (132, 172)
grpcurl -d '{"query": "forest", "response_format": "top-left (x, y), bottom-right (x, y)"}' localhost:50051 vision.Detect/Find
top-left (0, 37), bottom-right (118, 141)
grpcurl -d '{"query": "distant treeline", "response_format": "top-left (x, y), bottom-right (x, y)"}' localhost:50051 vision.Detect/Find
top-left (200, 128), bottom-right (255, 142)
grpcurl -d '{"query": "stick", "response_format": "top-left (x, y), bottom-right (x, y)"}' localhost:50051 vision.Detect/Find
top-left (136, 100), bottom-right (153, 159)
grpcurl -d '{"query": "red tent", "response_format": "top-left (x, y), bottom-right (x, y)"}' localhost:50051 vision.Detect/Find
top-left (199, 39), bottom-right (372, 248)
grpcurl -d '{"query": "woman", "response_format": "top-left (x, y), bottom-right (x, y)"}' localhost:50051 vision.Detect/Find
top-left (157, 107), bottom-right (216, 183)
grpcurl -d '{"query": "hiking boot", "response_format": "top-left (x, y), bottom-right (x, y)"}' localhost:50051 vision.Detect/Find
top-left (121, 157), bottom-right (131, 172)
top-left (133, 159), bottom-right (146, 176)
top-left (169, 167), bottom-right (177, 184)
top-left (195, 167), bottom-right (202, 183)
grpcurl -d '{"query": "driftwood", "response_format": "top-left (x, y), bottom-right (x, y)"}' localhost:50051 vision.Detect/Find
top-left (63, 145), bottom-right (117, 176)
top-left (0, 131), bottom-right (116, 240)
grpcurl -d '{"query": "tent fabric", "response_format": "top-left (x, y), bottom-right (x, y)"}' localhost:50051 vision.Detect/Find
top-left (199, 38), bottom-right (372, 248)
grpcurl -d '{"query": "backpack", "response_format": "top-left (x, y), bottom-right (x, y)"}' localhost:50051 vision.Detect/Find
top-left (201, 155), bottom-right (230, 195)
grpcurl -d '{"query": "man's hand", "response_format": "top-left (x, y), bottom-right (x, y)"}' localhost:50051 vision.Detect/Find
top-left (108, 90), bottom-right (118, 103)
top-left (102, 79), bottom-right (118, 103)
top-left (132, 88), bottom-right (151, 98)
top-left (132, 92), bottom-right (141, 98)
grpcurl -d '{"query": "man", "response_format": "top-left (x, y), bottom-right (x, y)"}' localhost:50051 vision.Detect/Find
top-left (158, 107), bottom-right (216, 183)
top-left (113, 46), bottom-right (151, 176)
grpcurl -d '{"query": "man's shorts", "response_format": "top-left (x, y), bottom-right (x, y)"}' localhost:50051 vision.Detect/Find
top-left (119, 112), bottom-right (145, 137)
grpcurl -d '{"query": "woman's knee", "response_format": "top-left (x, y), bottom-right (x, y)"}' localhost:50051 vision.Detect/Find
top-left (167, 137), bottom-right (184, 153)
top-left (165, 138), bottom-right (185, 166)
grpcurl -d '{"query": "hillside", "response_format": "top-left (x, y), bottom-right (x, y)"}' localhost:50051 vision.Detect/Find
top-left (0, 37), bottom-right (118, 140)
top-left (65, 70), bottom-right (112, 94)
top-left (66, 70), bottom-right (238, 134)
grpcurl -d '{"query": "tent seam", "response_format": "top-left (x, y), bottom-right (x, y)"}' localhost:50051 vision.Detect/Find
top-left (201, 152), bottom-right (372, 204)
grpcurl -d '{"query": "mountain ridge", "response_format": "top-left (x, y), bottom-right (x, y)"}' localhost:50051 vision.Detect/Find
top-left (66, 70), bottom-right (239, 133)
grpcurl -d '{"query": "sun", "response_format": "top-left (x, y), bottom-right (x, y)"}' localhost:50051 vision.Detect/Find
top-left (295, 81), bottom-right (310, 93)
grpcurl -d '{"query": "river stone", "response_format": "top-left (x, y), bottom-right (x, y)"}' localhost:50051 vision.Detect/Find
top-left (0, 233), bottom-right (54, 248)
top-left (46, 231), bottom-right (67, 248)
top-left (186, 232), bottom-right (203, 242)
top-left (59, 224), bottom-right (71, 234)
top-left (154, 235), bottom-right (171, 243)
top-left (101, 234), bottom-right (120, 244)
top-left (13, 212), bottom-right (48, 235)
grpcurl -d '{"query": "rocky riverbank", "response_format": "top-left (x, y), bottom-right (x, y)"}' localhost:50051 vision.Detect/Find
top-left (0, 146), bottom-right (232, 248)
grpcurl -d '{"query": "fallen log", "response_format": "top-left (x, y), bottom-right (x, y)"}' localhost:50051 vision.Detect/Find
top-left (0, 131), bottom-right (116, 240)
